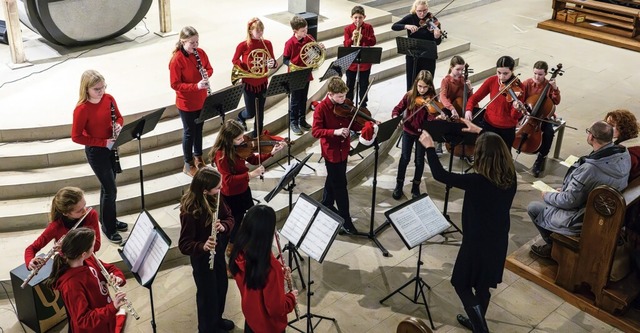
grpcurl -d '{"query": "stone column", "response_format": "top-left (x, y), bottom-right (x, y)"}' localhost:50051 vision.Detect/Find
top-left (288, 0), bottom-right (319, 15)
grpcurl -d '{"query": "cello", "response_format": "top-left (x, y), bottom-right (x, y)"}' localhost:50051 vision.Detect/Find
top-left (448, 64), bottom-right (475, 158)
top-left (512, 63), bottom-right (564, 154)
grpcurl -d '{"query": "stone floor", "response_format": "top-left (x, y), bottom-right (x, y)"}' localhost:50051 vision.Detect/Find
top-left (1, 0), bottom-right (638, 332)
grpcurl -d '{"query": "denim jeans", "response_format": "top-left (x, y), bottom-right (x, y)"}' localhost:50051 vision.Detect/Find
top-left (179, 109), bottom-right (204, 163)
top-left (85, 146), bottom-right (117, 235)
top-left (397, 132), bottom-right (426, 183)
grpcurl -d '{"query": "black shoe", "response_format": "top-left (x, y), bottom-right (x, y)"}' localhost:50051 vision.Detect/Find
top-left (299, 119), bottom-right (312, 130)
top-left (105, 232), bottom-right (122, 244)
top-left (456, 314), bottom-right (473, 331)
top-left (237, 117), bottom-right (248, 131)
top-left (392, 181), bottom-right (403, 200)
top-left (530, 243), bottom-right (552, 258)
top-left (464, 305), bottom-right (489, 333)
top-left (218, 318), bottom-right (234, 331)
top-left (339, 224), bottom-right (358, 235)
top-left (411, 182), bottom-right (421, 198)
top-left (291, 123), bottom-right (303, 135)
top-left (532, 155), bottom-right (547, 178)
top-left (116, 220), bottom-right (128, 232)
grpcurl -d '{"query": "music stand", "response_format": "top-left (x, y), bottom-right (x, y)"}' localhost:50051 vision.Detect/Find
top-left (265, 153), bottom-right (314, 289)
top-left (196, 84), bottom-right (244, 125)
top-left (319, 49), bottom-right (359, 81)
top-left (380, 194), bottom-right (450, 330)
top-left (348, 116), bottom-right (402, 257)
top-left (113, 107), bottom-right (166, 210)
top-left (396, 37), bottom-right (437, 89)
top-left (280, 193), bottom-right (342, 333)
top-left (337, 46), bottom-right (382, 107)
top-left (422, 120), bottom-right (477, 236)
top-left (119, 210), bottom-right (172, 333)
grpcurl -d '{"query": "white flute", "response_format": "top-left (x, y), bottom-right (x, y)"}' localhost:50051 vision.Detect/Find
top-left (274, 232), bottom-right (300, 320)
top-left (92, 253), bottom-right (140, 320)
top-left (21, 207), bottom-right (93, 288)
top-left (208, 193), bottom-right (220, 270)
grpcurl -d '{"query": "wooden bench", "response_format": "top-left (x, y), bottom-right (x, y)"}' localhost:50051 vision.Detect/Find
top-left (551, 176), bottom-right (640, 315)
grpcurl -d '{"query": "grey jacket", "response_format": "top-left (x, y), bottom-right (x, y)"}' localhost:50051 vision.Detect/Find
top-left (535, 143), bottom-right (631, 235)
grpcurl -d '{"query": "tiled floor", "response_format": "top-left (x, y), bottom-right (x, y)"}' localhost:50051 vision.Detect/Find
top-left (1, 0), bottom-right (638, 332)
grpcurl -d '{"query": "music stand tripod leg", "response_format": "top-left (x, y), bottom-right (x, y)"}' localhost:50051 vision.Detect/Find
top-left (439, 142), bottom-right (463, 236)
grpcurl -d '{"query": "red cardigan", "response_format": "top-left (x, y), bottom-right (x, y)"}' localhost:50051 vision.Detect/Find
top-left (465, 76), bottom-right (523, 129)
top-left (55, 255), bottom-right (125, 333)
top-left (178, 196), bottom-right (234, 257)
top-left (24, 210), bottom-right (101, 267)
top-left (212, 150), bottom-right (272, 197)
top-left (311, 95), bottom-right (364, 163)
top-left (283, 35), bottom-right (314, 81)
top-left (439, 74), bottom-right (474, 112)
top-left (232, 39), bottom-right (275, 93)
top-left (71, 94), bottom-right (123, 147)
top-left (233, 252), bottom-right (296, 333)
top-left (169, 48), bottom-right (213, 112)
top-left (343, 22), bottom-right (376, 72)
top-left (521, 77), bottom-right (561, 106)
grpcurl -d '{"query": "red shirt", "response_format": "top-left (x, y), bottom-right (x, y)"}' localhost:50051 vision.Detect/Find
top-left (343, 22), bottom-right (376, 72)
top-left (71, 94), bottom-right (123, 147)
top-left (55, 255), bottom-right (125, 333)
top-left (312, 95), bottom-right (364, 163)
top-left (169, 48), bottom-right (213, 112)
top-left (520, 77), bottom-right (562, 106)
top-left (392, 93), bottom-right (431, 136)
top-left (24, 210), bottom-right (101, 267)
top-left (232, 39), bottom-right (275, 93)
top-left (283, 35), bottom-right (314, 81)
top-left (178, 196), bottom-right (234, 257)
top-left (212, 150), bottom-right (272, 196)
top-left (439, 74), bottom-right (474, 112)
top-left (465, 76), bottom-right (523, 129)
top-left (233, 252), bottom-right (296, 333)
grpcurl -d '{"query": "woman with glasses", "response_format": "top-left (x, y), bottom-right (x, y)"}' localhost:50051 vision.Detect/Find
top-left (392, 0), bottom-right (443, 90)
top-left (71, 70), bottom-right (128, 244)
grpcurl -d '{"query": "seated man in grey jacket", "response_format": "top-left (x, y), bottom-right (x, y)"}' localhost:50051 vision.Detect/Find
top-left (528, 120), bottom-right (631, 258)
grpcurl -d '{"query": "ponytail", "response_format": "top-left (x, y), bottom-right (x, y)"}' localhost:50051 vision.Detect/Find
top-left (45, 255), bottom-right (68, 290)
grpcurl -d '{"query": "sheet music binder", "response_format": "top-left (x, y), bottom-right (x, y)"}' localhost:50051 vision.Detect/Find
top-left (384, 193), bottom-right (450, 250)
top-left (279, 193), bottom-right (343, 263)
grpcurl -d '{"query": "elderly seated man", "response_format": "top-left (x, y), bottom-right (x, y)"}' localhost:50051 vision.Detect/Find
top-left (528, 120), bottom-right (631, 258)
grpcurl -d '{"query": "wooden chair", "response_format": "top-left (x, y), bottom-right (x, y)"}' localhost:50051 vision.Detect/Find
top-left (396, 317), bottom-right (433, 333)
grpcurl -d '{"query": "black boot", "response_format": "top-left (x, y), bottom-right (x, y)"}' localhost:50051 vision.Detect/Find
top-left (392, 180), bottom-right (403, 200)
top-left (532, 154), bottom-right (547, 178)
top-left (411, 181), bottom-right (421, 198)
top-left (463, 305), bottom-right (489, 333)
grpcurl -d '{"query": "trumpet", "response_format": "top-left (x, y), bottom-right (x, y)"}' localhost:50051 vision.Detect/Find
top-left (353, 24), bottom-right (362, 46)
top-left (204, 193), bottom-right (221, 270)
top-left (289, 34), bottom-right (325, 72)
top-left (193, 49), bottom-right (212, 95)
top-left (92, 253), bottom-right (140, 320)
top-left (22, 207), bottom-right (93, 288)
top-left (274, 232), bottom-right (300, 320)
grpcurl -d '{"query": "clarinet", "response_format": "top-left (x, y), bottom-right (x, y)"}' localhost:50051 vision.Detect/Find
top-left (92, 253), bottom-right (140, 320)
top-left (110, 102), bottom-right (123, 174)
top-left (275, 232), bottom-right (300, 320)
top-left (193, 49), bottom-right (212, 95)
top-left (208, 193), bottom-right (220, 270)
top-left (21, 207), bottom-right (93, 288)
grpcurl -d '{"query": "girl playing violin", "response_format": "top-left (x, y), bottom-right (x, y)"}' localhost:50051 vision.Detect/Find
top-left (208, 120), bottom-right (286, 247)
top-left (391, 70), bottom-right (437, 200)
top-left (233, 18), bottom-right (277, 137)
top-left (440, 56), bottom-right (474, 119)
top-left (465, 55), bottom-right (525, 151)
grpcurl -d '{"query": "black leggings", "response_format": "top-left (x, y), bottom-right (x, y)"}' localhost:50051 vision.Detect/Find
top-left (454, 285), bottom-right (491, 317)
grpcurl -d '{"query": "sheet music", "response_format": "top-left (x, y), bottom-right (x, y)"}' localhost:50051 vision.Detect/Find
top-left (388, 196), bottom-right (449, 249)
top-left (137, 233), bottom-right (169, 286)
top-left (560, 155), bottom-right (579, 167)
top-left (122, 212), bottom-right (155, 272)
top-left (532, 180), bottom-right (559, 193)
top-left (299, 210), bottom-right (340, 262)
top-left (280, 196), bottom-right (316, 245)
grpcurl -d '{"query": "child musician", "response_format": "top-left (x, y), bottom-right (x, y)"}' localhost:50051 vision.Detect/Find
top-left (229, 205), bottom-right (298, 333)
top-left (46, 228), bottom-right (127, 333)
top-left (170, 26), bottom-right (213, 176)
top-left (283, 15), bottom-right (324, 136)
top-left (208, 119), bottom-right (286, 247)
top-left (465, 55), bottom-right (525, 150)
top-left (25, 187), bottom-right (101, 270)
top-left (179, 167), bottom-right (235, 332)
top-left (440, 56), bottom-right (474, 119)
top-left (343, 5), bottom-right (376, 108)
top-left (71, 69), bottom-right (128, 244)
top-left (521, 61), bottom-right (562, 177)
top-left (233, 17), bottom-right (277, 137)
top-left (391, 70), bottom-right (437, 200)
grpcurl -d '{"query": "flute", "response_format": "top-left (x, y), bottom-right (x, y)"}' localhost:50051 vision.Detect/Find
top-left (208, 193), bottom-right (220, 270)
top-left (274, 232), bottom-right (300, 320)
top-left (21, 207), bottom-right (93, 288)
top-left (193, 49), bottom-right (212, 95)
top-left (92, 253), bottom-right (140, 320)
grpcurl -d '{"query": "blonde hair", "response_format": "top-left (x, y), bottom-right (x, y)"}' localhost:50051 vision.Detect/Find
top-left (50, 187), bottom-right (85, 222)
top-left (76, 70), bottom-right (105, 106)
top-left (246, 18), bottom-right (265, 46)
top-left (172, 26), bottom-right (199, 55)
top-left (410, 0), bottom-right (429, 14)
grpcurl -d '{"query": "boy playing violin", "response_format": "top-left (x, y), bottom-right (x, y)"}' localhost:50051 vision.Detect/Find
top-left (521, 61), bottom-right (562, 177)
top-left (343, 6), bottom-right (376, 108)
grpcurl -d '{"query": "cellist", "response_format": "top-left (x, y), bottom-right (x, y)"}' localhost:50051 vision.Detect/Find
top-left (520, 61), bottom-right (561, 177)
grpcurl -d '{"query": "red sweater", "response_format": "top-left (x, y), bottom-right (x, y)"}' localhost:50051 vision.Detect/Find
top-left (283, 35), bottom-right (314, 81)
top-left (465, 76), bottom-right (523, 129)
top-left (55, 255), bottom-right (125, 333)
top-left (520, 77), bottom-right (562, 106)
top-left (71, 94), bottom-right (123, 147)
top-left (439, 74), bottom-right (474, 112)
top-left (343, 22), bottom-right (376, 72)
top-left (233, 252), bottom-right (296, 333)
top-left (169, 48), bottom-right (213, 112)
top-left (212, 150), bottom-right (272, 196)
top-left (24, 210), bottom-right (101, 267)
top-left (311, 95), bottom-right (364, 163)
top-left (178, 197), bottom-right (234, 257)
top-left (232, 39), bottom-right (275, 93)
top-left (392, 93), bottom-right (431, 136)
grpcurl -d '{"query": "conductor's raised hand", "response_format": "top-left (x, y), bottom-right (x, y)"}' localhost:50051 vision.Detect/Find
top-left (203, 236), bottom-right (217, 252)
top-left (418, 131), bottom-right (434, 149)
top-left (461, 118), bottom-right (482, 134)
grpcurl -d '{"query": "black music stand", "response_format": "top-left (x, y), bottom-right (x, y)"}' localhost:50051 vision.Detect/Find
top-left (380, 194), bottom-right (450, 330)
top-left (113, 107), bottom-right (166, 210)
top-left (196, 84), bottom-right (244, 125)
top-left (422, 120), bottom-right (477, 236)
top-left (396, 37), bottom-right (437, 89)
top-left (265, 153), bottom-right (314, 289)
top-left (119, 210), bottom-right (172, 333)
top-left (347, 116), bottom-right (402, 257)
top-left (337, 46), bottom-right (382, 107)
top-left (319, 49), bottom-right (359, 81)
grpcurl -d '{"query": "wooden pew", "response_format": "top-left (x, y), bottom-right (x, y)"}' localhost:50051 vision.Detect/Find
top-left (551, 176), bottom-right (640, 315)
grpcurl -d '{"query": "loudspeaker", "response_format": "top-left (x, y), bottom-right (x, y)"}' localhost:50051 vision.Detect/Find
top-left (298, 12), bottom-right (318, 41)
top-left (0, 20), bottom-right (8, 45)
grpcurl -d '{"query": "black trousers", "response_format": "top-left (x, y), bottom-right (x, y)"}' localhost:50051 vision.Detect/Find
top-left (346, 68), bottom-right (371, 107)
top-left (454, 285), bottom-right (491, 317)
top-left (397, 131), bottom-right (426, 184)
top-left (480, 120), bottom-right (516, 153)
top-left (190, 241), bottom-right (229, 333)
top-left (239, 88), bottom-right (266, 137)
top-left (290, 82), bottom-right (310, 124)
top-left (405, 55), bottom-right (436, 91)
top-left (85, 146), bottom-right (117, 235)
top-left (223, 188), bottom-right (254, 243)
top-left (321, 160), bottom-right (353, 227)
top-left (538, 121), bottom-right (555, 157)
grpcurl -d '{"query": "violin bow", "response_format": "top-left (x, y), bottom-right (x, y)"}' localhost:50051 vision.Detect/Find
top-left (411, 0), bottom-right (455, 35)
top-left (255, 97), bottom-right (264, 182)
top-left (472, 73), bottom-right (521, 122)
top-left (346, 77), bottom-right (376, 130)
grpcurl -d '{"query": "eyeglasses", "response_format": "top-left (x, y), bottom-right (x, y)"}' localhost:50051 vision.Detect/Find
top-left (416, 9), bottom-right (428, 13)
top-left (585, 128), bottom-right (592, 135)
top-left (91, 85), bottom-right (107, 92)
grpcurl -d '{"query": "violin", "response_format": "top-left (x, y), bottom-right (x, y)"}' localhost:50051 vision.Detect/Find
top-left (415, 96), bottom-right (446, 116)
top-left (333, 98), bottom-right (376, 127)
top-left (499, 76), bottom-right (530, 115)
top-left (416, 13), bottom-right (447, 38)
top-left (235, 134), bottom-right (291, 160)
top-left (449, 64), bottom-right (475, 158)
